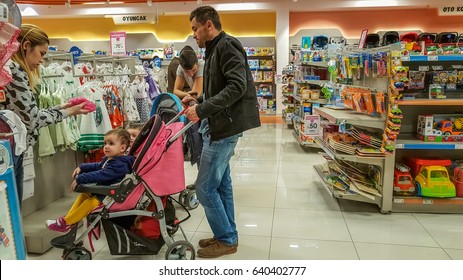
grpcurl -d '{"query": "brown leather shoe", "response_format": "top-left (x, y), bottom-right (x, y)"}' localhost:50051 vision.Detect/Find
top-left (197, 240), bottom-right (238, 258)
top-left (198, 237), bottom-right (216, 248)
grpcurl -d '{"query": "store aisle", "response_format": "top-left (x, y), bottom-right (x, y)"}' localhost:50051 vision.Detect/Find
top-left (27, 123), bottom-right (463, 260)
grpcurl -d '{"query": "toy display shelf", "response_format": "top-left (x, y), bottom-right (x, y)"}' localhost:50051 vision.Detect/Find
top-left (398, 99), bottom-right (463, 106)
top-left (313, 164), bottom-right (382, 205)
top-left (293, 80), bottom-right (328, 87)
top-left (256, 94), bottom-right (274, 98)
top-left (392, 196), bottom-right (463, 214)
top-left (314, 107), bottom-right (385, 130)
top-left (297, 61), bottom-right (328, 67)
top-left (401, 55), bottom-right (463, 62)
top-left (292, 94), bottom-right (328, 104)
top-left (314, 137), bottom-right (385, 168)
top-left (396, 134), bottom-right (463, 150)
top-left (293, 130), bottom-right (318, 147)
top-left (254, 81), bottom-right (274, 84)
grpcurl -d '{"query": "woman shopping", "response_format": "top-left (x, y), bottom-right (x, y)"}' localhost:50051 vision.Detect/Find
top-left (1, 24), bottom-right (89, 206)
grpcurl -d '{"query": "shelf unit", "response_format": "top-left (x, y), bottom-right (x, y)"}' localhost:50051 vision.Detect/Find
top-left (314, 107), bottom-right (385, 130)
top-left (248, 54), bottom-right (276, 115)
top-left (389, 54), bottom-right (463, 213)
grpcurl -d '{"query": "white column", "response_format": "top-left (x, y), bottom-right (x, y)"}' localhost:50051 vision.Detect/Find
top-left (275, 8), bottom-right (289, 116)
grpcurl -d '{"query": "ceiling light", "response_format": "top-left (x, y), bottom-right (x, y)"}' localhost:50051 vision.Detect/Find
top-left (66, 0), bottom-right (71, 8)
top-left (85, 7), bottom-right (127, 15)
top-left (354, 0), bottom-right (398, 8)
top-left (83, 1), bottom-right (124, 5)
top-left (147, 0), bottom-right (152, 6)
top-left (216, 3), bottom-right (257, 11)
top-left (21, 7), bottom-right (38, 16)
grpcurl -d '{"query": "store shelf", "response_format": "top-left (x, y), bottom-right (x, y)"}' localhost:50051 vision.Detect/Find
top-left (292, 94), bottom-right (329, 104)
top-left (314, 164), bottom-right (380, 204)
top-left (256, 94), bottom-right (274, 98)
top-left (314, 107), bottom-right (385, 130)
top-left (397, 99), bottom-right (463, 106)
top-left (293, 80), bottom-right (328, 86)
top-left (401, 55), bottom-right (463, 62)
top-left (293, 131), bottom-right (318, 147)
top-left (396, 134), bottom-right (463, 150)
top-left (254, 81), bottom-right (274, 84)
top-left (299, 61), bottom-right (328, 67)
top-left (315, 137), bottom-right (385, 167)
top-left (392, 196), bottom-right (463, 213)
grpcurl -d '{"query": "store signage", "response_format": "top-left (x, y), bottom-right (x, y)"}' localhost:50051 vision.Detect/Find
top-left (438, 5), bottom-right (463, 16)
top-left (110, 31), bottom-right (127, 56)
top-left (304, 115), bottom-right (320, 136)
top-left (111, 14), bottom-right (155, 25)
top-left (358, 29), bottom-right (368, 49)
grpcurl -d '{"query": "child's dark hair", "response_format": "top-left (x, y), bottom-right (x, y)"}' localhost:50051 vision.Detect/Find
top-left (127, 122), bottom-right (144, 130)
top-left (105, 129), bottom-right (131, 149)
top-left (179, 47), bottom-right (198, 71)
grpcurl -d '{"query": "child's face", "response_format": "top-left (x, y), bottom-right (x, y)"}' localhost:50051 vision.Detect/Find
top-left (127, 128), bottom-right (141, 147)
top-left (103, 134), bottom-right (127, 158)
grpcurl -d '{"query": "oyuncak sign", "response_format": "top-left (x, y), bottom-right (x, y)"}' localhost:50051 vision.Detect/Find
top-left (112, 14), bottom-right (155, 25)
top-left (438, 5), bottom-right (463, 16)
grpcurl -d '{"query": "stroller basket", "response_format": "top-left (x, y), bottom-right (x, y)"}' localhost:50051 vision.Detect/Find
top-left (102, 218), bottom-right (165, 255)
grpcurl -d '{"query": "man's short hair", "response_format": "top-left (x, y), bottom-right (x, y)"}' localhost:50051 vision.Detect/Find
top-left (189, 6), bottom-right (222, 31)
top-left (179, 49), bottom-right (198, 70)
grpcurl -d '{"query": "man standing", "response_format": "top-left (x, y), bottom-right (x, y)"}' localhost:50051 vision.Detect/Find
top-left (183, 6), bottom-right (261, 258)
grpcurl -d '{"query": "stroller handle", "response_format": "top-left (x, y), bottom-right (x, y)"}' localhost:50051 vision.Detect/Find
top-left (168, 120), bottom-right (196, 145)
top-left (166, 100), bottom-right (198, 126)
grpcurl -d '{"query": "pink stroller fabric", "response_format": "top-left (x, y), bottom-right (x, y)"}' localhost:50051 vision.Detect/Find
top-left (109, 115), bottom-right (185, 212)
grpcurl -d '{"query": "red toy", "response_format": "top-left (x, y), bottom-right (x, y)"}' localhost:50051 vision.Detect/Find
top-left (393, 164), bottom-right (415, 195)
top-left (405, 157), bottom-right (453, 177)
top-left (451, 167), bottom-right (463, 197)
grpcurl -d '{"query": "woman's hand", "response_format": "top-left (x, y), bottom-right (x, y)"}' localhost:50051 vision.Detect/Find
top-left (72, 167), bottom-right (81, 178)
top-left (60, 102), bottom-right (73, 110)
top-left (65, 103), bottom-right (89, 116)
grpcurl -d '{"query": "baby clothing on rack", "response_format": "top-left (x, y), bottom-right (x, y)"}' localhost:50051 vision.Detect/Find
top-left (0, 22), bottom-right (21, 87)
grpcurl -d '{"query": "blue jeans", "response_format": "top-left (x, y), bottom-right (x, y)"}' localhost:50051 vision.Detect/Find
top-left (196, 132), bottom-right (241, 246)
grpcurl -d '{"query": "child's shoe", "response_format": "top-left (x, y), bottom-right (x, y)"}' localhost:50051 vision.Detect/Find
top-left (45, 217), bottom-right (73, 233)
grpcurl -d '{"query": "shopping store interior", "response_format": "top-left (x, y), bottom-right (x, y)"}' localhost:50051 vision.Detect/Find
top-left (1, 0), bottom-right (463, 260)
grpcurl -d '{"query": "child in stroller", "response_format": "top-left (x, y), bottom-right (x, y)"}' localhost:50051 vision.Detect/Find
top-left (49, 114), bottom-right (196, 260)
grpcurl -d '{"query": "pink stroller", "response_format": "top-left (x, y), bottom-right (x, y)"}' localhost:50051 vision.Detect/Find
top-left (50, 113), bottom-right (196, 260)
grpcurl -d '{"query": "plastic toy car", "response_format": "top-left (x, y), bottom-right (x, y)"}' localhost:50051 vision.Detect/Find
top-left (451, 167), bottom-right (463, 197)
top-left (393, 164), bottom-right (415, 195)
top-left (414, 166), bottom-right (456, 197)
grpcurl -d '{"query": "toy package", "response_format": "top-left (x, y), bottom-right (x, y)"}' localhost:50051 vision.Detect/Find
top-left (417, 114), bottom-right (463, 142)
top-left (408, 71), bottom-right (426, 89)
top-left (248, 59), bottom-right (259, 70)
top-left (260, 60), bottom-right (273, 70)
top-left (263, 71), bottom-right (274, 82)
top-left (432, 71), bottom-right (458, 91)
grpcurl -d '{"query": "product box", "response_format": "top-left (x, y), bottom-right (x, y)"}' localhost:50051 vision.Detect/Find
top-left (417, 114), bottom-right (463, 142)
top-left (248, 59), bottom-right (259, 70)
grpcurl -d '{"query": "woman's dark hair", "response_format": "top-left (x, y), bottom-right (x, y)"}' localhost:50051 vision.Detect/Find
top-left (179, 47), bottom-right (198, 70)
top-left (189, 6), bottom-right (222, 31)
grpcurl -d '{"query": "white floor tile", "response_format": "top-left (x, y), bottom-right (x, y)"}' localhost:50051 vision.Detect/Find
top-left (234, 159), bottom-right (279, 173)
top-left (275, 186), bottom-right (340, 211)
top-left (234, 187), bottom-right (276, 208)
top-left (270, 238), bottom-right (358, 260)
top-left (344, 212), bottom-right (439, 247)
top-left (413, 213), bottom-right (463, 250)
top-left (196, 206), bottom-right (274, 237)
top-left (232, 171), bottom-right (278, 188)
top-left (239, 147), bottom-right (280, 161)
top-left (191, 232), bottom-right (271, 260)
top-left (277, 173), bottom-right (321, 188)
top-left (273, 209), bottom-right (351, 241)
top-left (355, 243), bottom-right (451, 260)
top-left (279, 161), bottom-right (318, 174)
top-left (176, 205), bottom-right (205, 232)
top-left (444, 249), bottom-right (463, 260)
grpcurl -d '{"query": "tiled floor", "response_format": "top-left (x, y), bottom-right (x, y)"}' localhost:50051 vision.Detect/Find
top-left (27, 124), bottom-right (463, 260)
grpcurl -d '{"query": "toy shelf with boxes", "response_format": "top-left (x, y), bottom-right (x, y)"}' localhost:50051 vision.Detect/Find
top-left (246, 48), bottom-right (276, 115)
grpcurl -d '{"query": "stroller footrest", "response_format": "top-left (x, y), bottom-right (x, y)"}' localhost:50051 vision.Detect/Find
top-left (74, 177), bottom-right (138, 203)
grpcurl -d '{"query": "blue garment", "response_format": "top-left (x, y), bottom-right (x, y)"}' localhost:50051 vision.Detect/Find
top-left (195, 132), bottom-right (241, 245)
top-left (76, 156), bottom-right (135, 185)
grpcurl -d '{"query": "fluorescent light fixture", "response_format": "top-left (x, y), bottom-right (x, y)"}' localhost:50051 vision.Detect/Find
top-left (147, 0), bottom-right (152, 7)
top-left (21, 7), bottom-right (38, 16)
top-left (216, 3), bottom-right (258, 11)
top-left (85, 7), bottom-right (127, 15)
top-left (83, 1), bottom-right (124, 5)
top-left (355, 0), bottom-right (398, 7)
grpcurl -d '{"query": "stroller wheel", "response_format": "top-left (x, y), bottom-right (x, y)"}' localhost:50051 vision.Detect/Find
top-left (186, 190), bottom-right (199, 210)
top-left (63, 246), bottom-right (92, 260)
top-left (179, 190), bottom-right (190, 207)
top-left (165, 240), bottom-right (195, 260)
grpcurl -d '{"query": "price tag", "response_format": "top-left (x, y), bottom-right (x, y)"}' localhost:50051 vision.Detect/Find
top-left (423, 199), bottom-right (433, 205)
top-left (455, 144), bottom-right (463, 150)
top-left (452, 65), bottom-right (463, 69)
top-left (394, 198), bottom-right (404, 204)
top-left (428, 56), bottom-right (438, 61)
top-left (418, 66), bottom-right (430, 72)
top-left (432, 66), bottom-right (444, 71)
top-left (304, 115), bottom-right (320, 136)
top-left (395, 144), bottom-right (404, 149)
top-left (401, 56), bottom-right (410, 61)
